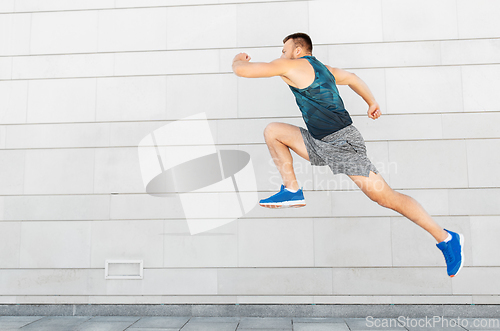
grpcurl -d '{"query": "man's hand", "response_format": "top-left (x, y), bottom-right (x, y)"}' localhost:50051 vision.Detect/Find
top-left (233, 52), bottom-right (251, 63)
top-left (368, 103), bottom-right (381, 120)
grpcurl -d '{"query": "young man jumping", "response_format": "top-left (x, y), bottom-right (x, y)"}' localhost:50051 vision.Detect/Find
top-left (232, 32), bottom-right (464, 277)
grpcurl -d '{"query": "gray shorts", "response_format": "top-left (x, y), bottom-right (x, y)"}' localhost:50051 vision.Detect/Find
top-left (299, 124), bottom-right (379, 177)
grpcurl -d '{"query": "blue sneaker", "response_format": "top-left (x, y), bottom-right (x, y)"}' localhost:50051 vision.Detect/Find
top-left (436, 229), bottom-right (464, 277)
top-left (259, 184), bottom-right (306, 208)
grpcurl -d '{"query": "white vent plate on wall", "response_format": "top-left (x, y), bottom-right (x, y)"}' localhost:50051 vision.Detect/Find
top-left (105, 260), bottom-right (143, 280)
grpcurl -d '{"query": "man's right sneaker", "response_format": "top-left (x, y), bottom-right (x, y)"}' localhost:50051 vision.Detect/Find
top-left (259, 184), bottom-right (306, 208)
top-left (436, 228), bottom-right (464, 277)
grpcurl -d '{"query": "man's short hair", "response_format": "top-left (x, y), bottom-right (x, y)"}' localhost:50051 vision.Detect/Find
top-left (283, 32), bottom-right (313, 54)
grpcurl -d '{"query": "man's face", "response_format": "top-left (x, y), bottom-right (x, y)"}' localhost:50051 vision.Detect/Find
top-left (281, 39), bottom-right (298, 59)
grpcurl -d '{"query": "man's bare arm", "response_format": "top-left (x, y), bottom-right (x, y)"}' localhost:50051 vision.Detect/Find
top-left (232, 53), bottom-right (293, 78)
top-left (326, 65), bottom-right (381, 120)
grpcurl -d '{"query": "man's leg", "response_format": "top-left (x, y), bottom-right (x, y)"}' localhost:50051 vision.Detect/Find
top-left (348, 171), bottom-right (448, 243)
top-left (263, 122), bottom-right (310, 191)
top-left (263, 122), bottom-right (448, 243)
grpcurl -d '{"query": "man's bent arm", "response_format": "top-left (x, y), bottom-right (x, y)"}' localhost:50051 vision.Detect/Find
top-left (232, 53), bottom-right (292, 78)
top-left (347, 75), bottom-right (377, 107)
top-left (326, 66), bottom-right (376, 105)
top-left (327, 65), bottom-right (381, 120)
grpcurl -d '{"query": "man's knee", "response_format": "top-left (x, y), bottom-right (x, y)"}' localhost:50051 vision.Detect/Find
top-left (263, 122), bottom-right (282, 141)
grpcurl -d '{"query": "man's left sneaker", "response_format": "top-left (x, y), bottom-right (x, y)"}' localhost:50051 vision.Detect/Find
top-left (436, 228), bottom-right (464, 277)
top-left (259, 184), bottom-right (306, 208)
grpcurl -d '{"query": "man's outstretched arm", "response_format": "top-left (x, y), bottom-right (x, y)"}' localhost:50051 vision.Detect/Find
top-left (232, 52), bottom-right (292, 78)
top-left (326, 65), bottom-right (381, 120)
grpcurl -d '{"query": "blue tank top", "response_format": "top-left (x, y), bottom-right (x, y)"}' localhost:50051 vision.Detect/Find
top-left (288, 55), bottom-right (353, 140)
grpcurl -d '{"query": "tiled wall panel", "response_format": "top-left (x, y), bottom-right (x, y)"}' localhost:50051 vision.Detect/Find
top-left (0, 0), bottom-right (498, 304)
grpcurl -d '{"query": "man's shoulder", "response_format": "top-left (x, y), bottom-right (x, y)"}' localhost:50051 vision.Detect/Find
top-left (271, 57), bottom-right (306, 65)
top-left (269, 58), bottom-right (311, 75)
top-left (267, 57), bottom-right (295, 69)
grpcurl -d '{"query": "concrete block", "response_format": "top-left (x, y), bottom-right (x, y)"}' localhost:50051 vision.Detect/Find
top-left (108, 120), bottom-right (183, 146)
top-left (449, 188), bottom-right (500, 216)
top-left (0, 80), bottom-right (28, 124)
top-left (16, 0), bottom-right (114, 11)
top-left (238, 218), bottom-right (314, 267)
top-left (0, 221), bottom-right (21, 268)
top-left (217, 267), bottom-right (332, 295)
top-left (310, 0), bottom-right (383, 44)
top-left (0, 0), bottom-right (14, 13)
top-left (470, 216), bottom-right (500, 266)
top-left (19, 221), bottom-right (91, 268)
top-left (114, 49), bottom-right (220, 76)
top-left (352, 114), bottom-right (443, 141)
top-left (0, 13), bottom-right (30, 56)
top-left (0, 57), bottom-right (11, 79)
top-left (24, 148), bottom-right (95, 194)
top-left (442, 112), bottom-right (500, 139)
top-left (0, 150), bottom-right (25, 195)
top-left (140, 268), bottom-right (218, 295)
top-left (116, 0), bottom-right (215, 6)
top-left (163, 219), bottom-right (238, 268)
top-left (382, 0), bottom-right (458, 41)
top-left (94, 147), bottom-right (146, 194)
top-left (332, 267), bottom-right (452, 295)
top-left (98, 7), bottom-right (167, 52)
top-left (5, 122), bottom-right (110, 149)
top-left (386, 66), bottom-right (463, 114)
top-left (457, 0), bottom-right (500, 39)
top-left (0, 125), bottom-right (4, 148)
top-left (1, 195), bottom-right (110, 221)
top-left (388, 140), bottom-right (468, 189)
top-left (12, 53), bottom-right (114, 79)
top-left (452, 267), bottom-right (500, 295)
top-left (109, 193), bottom-right (185, 220)
top-left (314, 217), bottom-right (392, 267)
top-left (328, 41), bottom-right (441, 69)
top-left (236, 2), bottom-right (308, 47)
top-left (167, 5), bottom-right (236, 49)
top-left (91, 220), bottom-right (163, 268)
top-left (31, 11), bottom-right (99, 54)
top-left (96, 76), bottom-right (167, 122)
top-left (0, 268), bottom-right (88, 296)
top-left (462, 65), bottom-right (500, 112)
top-left (166, 74), bottom-right (237, 120)
top-left (27, 78), bottom-right (96, 123)
top-left (237, 76), bottom-right (301, 118)
top-left (441, 39), bottom-right (500, 66)
top-left (466, 139), bottom-right (500, 188)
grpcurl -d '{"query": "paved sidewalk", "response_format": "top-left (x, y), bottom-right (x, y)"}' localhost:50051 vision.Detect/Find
top-left (0, 316), bottom-right (499, 331)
